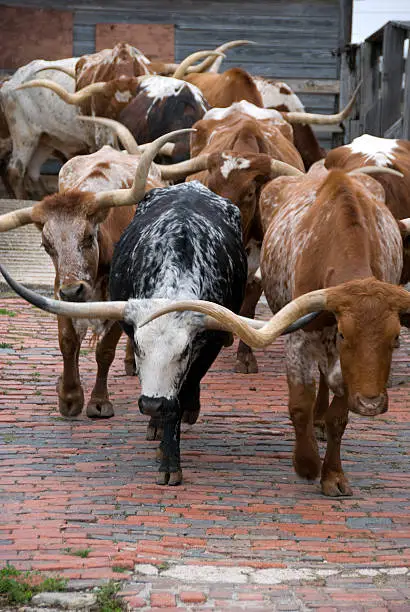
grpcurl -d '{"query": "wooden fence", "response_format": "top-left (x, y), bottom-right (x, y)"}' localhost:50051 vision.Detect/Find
top-left (340, 20), bottom-right (410, 143)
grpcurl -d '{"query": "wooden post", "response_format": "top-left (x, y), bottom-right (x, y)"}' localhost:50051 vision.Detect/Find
top-left (380, 22), bottom-right (406, 136)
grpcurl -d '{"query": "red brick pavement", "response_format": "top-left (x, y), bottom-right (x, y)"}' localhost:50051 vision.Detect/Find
top-left (0, 297), bottom-right (409, 610)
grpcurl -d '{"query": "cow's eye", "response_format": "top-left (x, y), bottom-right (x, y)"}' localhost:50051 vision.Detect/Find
top-left (338, 332), bottom-right (344, 341)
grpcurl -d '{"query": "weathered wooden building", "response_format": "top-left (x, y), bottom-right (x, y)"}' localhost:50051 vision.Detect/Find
top-left (1, 0), bottom-right (353, 148)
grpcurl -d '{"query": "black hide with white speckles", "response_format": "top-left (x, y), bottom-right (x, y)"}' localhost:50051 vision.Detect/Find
top-left (109, 181), bottom-right (247, 392)
top-left (110, 182), bottom-right (246, 306)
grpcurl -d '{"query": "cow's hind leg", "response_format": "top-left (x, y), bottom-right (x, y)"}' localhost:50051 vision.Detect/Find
top-left (286, 332), bottom-right (321, 480)
top-left (314, 370), bottom-right (329, 441)
top-left (320, 394), bottom-right (352, 496)
top-left (235, 278), bottom-right (262, 373)
top-left (87, 322), bottom-right (123, 418)
top-left (146, 417), bottom-right (164, 441)
top-left (57, 316), bottom-right (84, 418)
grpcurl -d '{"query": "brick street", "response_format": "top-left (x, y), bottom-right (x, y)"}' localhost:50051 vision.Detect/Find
top-left (0, 297), bottom-right (409, 610)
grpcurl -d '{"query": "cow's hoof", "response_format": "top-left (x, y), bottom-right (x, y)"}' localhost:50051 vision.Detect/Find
top-left (234, 355), bottom-right (258, 374)
top-left (314, 421), bottom-right (327, 441)
top-left (321, 473), bottom-right (353, 497)
top-left (146, 419), bottom-right (163, 441)
top-left (86, 398), bottom-right (115, 419)
top-left (182, 407), bottom-right (200, 425)
top-left (124, 360), bottom-right (136, 376)
top-left (157, 470), bottom-right (183, 486)
top-left (293, 449), bottom-right (321, 480)
top-left (57, 378), bottom-right (84, 418)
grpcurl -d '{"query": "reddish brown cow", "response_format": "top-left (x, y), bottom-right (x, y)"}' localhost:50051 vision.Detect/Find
top-left (325, 134), bottom-right (410, 282)
top-left (142, 163), bottom-right (409, 496)
top-left (0, 130), bottom-right (187, 420)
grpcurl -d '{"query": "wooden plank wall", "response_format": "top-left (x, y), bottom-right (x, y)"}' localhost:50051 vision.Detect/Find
top-left (1, 0), bottom-right (348, 148)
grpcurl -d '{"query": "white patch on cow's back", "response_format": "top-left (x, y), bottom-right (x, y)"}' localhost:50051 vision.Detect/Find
top-left (59, 145), bottom-right (162, 192)
top-left (204, 100), bottom-right (285, 123)
top-left (348, 134), bottom-right (398, 167)
top-left (253, 77), bottom-right (305, 112)
top-left (140, 76), bottom-right (207, 110)
top-left (220, 152), bottom-right (251, 178)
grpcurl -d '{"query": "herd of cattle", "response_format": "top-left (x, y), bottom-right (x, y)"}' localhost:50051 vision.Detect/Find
top-left (1, 40), bottom-right (410, 496)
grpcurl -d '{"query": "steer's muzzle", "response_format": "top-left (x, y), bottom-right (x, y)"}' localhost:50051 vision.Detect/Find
top-left (350, 392), bottom-right (388, 417)
top-left (138, 395), bottom-right (164, 417)
top-left (59, 282), bottom-right (89, 302)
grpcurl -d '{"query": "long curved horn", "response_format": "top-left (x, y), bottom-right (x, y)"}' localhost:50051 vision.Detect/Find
top-left (270, 160), bottom-right (304, 177)
top-left (199, 40), bottom-right (257, 73)
top-left (0, 265), bottom-right (126, 320)
top-left (35, 65), bottom-right (76, 78)
top-left (95, 128), bottom-right (196, 208)
top-left (161, 40), bottom-right (255, 75)
top-left (173, 51), bottom-right (225, 80)
top-left (348, 166), bottom-right (404, 178)
top-left (139, 290), bottom-right (327, 348)
top-left (0, 206), bottom-right (34, 232)
top-left (77, 115), bottom-right (140, 154)
top-left (282, 82), bottom-right (361, 125)
top-left (157, 155), bottom-right (209, 180)
top-left (16, 79), bottom-right (111, 105)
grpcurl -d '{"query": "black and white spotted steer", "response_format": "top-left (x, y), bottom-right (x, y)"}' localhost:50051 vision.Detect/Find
top-left (1, 181), bottom-right (247, 486)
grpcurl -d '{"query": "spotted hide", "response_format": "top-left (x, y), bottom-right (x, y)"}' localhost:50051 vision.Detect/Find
top-left (258, 163), bottom-right (404, 496)
top-left (109, 181), bottom-right (247, 485)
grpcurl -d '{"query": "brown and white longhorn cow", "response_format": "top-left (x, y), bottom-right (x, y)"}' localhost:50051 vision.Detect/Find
top-left (0, 128), bottom-right (190, 421)
top-left (325, 134), bottom-right (410, 282)
top-left (142, 163), bottom-right (409, 496)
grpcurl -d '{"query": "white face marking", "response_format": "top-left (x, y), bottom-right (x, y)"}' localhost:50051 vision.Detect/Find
top-left (124, 295), bottom-right (200, 400)
top-left (253, 77), bottom-right (305, 112)
top-left (348, 134), bottom-right (398, 167)
top-left (114, 90), bottom-right (132, 103)
top-left (220, 152), bottom-right (251, 179)
top-left (204, 100), bottom-right (285, 123)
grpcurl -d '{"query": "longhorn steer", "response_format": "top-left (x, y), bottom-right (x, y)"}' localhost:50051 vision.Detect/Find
top-left (142, 164), bottom-right (410, 496)
top-left (0, 129), bottom-right (187, 420)
top-left (0, 58), bottom-right (123, 199)
top-left (325, 134), bottom-right (410, 282)
top-left (1, 179), bottom-right (248, 486)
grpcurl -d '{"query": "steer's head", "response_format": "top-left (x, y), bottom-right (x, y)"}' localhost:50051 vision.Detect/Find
top-left (325, 280), bottom-right (405, 416)
top-left (31, 191), bottom-right (112, 302)
top-left (123, 303), bottom-right (207, 418)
